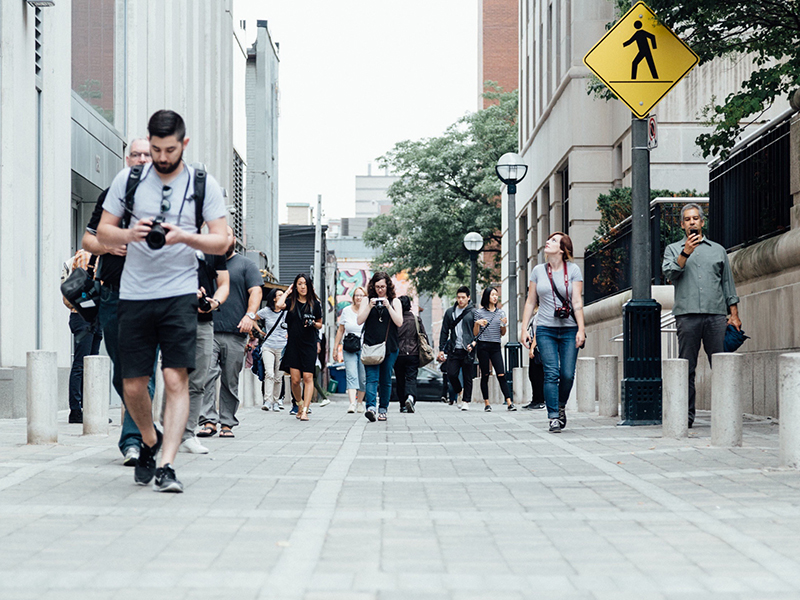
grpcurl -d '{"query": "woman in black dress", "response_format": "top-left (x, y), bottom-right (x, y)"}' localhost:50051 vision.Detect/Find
top-left (276, 273), bottom-right (322, 421)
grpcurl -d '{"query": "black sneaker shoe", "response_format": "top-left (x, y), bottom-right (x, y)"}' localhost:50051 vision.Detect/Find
top-left (365, 407), bottom-right (376, 422)
top-left (405, 397), bottom-right (415, 413)
top-left (153, 463), bottom-right (183, 493)
top-left (549, 418), bottom-right (562, 433)
top-left (558, 405), bottom-right (567, 429)
top-left (134, 429), bottom-right (162, 486)
top-left (508, 403), bottom-right (517, 411)
top-left (484, 404), bottom-right (492, 412)
top-left (68, 409), bottom-right (83, 424)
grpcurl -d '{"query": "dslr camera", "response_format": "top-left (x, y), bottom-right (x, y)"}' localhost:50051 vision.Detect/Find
top-left (303, 313), bottom-right (316, 328)
top-left (198, 296), bottom-right (212, 312)
top-left (146, 216), bottom-right (167, 250)
top-left (554, 306), bottom-right (571, 319)
top-left (375, 298), bottom-right (384, 306)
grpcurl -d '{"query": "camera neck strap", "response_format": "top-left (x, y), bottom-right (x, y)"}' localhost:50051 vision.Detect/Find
top-left (546, 262), bottom-right (571, 310)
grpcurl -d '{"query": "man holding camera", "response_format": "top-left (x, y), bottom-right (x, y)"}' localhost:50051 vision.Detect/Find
top-left (97, 110), bottom-right (229, 492)
top-left (663, 203), bottom-right (741, 428)
top-left (197, 226), bottom-right (263, 438)
top-left (438, 286), bottom-right (476, 411)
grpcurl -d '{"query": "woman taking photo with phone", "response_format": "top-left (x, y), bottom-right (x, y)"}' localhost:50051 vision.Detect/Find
top-left (357, 272), bottom-right (403, 422)
top-left (276, 273), bottom-right (322, 421)
top-left (333, 286), bottom-right (367, 414)
top-left (520, 232), bottom-right (585, 433)
top-left (473, 286), bottom-right (514, 412)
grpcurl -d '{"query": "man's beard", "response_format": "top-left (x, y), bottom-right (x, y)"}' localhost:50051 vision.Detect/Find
top-left (153, 151), bottom-right (183, 174)
top-left (226, 241), bottom-right (236, 257)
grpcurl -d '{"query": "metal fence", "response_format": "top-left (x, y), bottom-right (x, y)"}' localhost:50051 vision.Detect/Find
top-left (709, 114), bottom-right (792, 250)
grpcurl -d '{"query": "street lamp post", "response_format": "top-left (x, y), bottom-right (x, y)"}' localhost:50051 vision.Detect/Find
top-left (463, 232), bottom-right (483, 302)
top-left (495, 153), bottom-right (528, 400)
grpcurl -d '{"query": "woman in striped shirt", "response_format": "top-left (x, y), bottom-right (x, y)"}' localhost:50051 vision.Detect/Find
top-left (473, 286), bottom-right (515, 412)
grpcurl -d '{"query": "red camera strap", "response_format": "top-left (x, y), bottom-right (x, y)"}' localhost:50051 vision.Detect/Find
top-left (546, 263), bottom-right (571, 311)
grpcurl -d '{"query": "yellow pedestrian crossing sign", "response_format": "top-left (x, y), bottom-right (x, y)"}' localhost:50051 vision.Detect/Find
top-left (583, 1), bottom-right (699, 119)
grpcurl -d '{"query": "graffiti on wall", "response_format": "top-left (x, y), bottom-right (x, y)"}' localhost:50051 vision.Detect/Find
top-left (335, 263), bottom-right (412, 316)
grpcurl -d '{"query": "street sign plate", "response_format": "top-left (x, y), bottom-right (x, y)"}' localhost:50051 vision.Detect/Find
top-left (647, 115), bottom-right (657, 149)
top-left (583, 1), bottom-right (699, 119)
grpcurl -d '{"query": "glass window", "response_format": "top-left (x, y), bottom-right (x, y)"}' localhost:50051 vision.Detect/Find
top-left (72, 0), bottom-right (116, 125)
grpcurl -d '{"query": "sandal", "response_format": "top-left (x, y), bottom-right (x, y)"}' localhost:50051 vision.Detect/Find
top-left (219, 427), bottom-right (235, 438)
top-left (299, 407), bottom-right (309, 421)
top-left (197, 424), bottom-right (217, 437)
top-left (377, 412), bottom-right (387, 422)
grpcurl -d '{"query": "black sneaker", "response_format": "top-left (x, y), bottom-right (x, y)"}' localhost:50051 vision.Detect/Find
top-left (558, 405), bottom-right (567, 429)
top-left (153, 463), bottom-right (183, 493)
top-left (508, 403), bottom-right (517, 411)
top-left (365, 407), bottom-right (377, 422)
top-left (484, 405), bottom-right (492, 412)
top-left (405, 397), bottom-right (415, 413)
top-left (68, 409), bottom-right (83, 424)
top-left (134, 429), bottom-right (163, 486)
top-left (549, 418), bottom-right (562, 433)
top-left (523, 402), bottom-right (546, 410)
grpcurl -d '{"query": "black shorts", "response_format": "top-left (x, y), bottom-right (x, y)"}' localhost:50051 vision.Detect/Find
top-left (118, 294), bottom-right (198, 378)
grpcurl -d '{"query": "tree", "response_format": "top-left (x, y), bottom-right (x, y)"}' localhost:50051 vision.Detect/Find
top-left (363, 86), bottom-right (518, 296)
top-left (592, 0), bottom-right (800, 158)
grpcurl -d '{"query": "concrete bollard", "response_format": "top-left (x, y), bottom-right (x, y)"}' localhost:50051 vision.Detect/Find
top-left (597, 355), bottom-right (619, 417)
top-left (779, 353), bottom-right (800, 468)
top-left (522, 367), bottom-right (532, 406)
top-left (152, 358), bottom-right (165, 424)
top-left (711, 353), bottom-right (743, 447)
top-left (662, 358), bottom-right (688, 439)
top-left (512, 367), bottom-right (525, 406)
top-left (471, 377), bottom-right (482, 403)
top-left (242, 370), bottom-right (255, 408)
top-left (83, 355), bottom-right (111, 435)
top-left (489, 374), bottom-right (502, 404)
top-left (575, 357), bottom-right (596, 413)
top-left (27, 350), bottom-right (58, 444)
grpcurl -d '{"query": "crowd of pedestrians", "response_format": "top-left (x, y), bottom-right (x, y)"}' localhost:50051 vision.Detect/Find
top-left (63, 110), bottom-right (741, 494)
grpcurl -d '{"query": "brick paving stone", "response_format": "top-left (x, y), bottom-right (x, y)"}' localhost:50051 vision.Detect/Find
top-left (2, 403), bottom-right (800, 599)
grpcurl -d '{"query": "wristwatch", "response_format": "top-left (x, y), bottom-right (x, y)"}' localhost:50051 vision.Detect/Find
top-left (246, 312), bottom-right (257, 320)
top-left (680, 250), bottom-right (690, 259)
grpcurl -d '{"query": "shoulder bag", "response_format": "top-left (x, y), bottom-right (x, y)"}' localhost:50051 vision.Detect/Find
top-left (361, 319), bottom-right (390, 365)
top-left (60, 255), bottom-right (101, 322)
top-left (414, 316), bottom-right (434, 367)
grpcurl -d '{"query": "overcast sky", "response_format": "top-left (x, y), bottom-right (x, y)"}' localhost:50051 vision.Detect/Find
top-left (235, 0), bottom-right (479, 222)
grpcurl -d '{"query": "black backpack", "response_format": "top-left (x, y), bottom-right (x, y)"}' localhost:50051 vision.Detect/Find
top-left (121, 163), bottom-right (207, 232)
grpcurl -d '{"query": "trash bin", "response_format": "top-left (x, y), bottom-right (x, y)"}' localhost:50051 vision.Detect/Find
top-left (328, 363), bottom-right (347, 393)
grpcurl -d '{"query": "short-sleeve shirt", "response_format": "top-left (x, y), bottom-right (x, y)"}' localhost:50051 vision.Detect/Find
top-left (474, 307), bottom-right (506, 343)
top-left (363, 304), bottom-right (399, 354)
top-left (86, 188), bottom-right (124, 287)
top-left (196, 253), bottom-right (227, 323)
top-left (213, 253), bottom-right (264, 335)
top-left (255, 308), bottom-right (288, 350)
top-left (530, 262), bottom-right (583, 328)
top-left (339, 305), bottom-right (363, 337)
top-left (102, 164), bottom-right (227, 300)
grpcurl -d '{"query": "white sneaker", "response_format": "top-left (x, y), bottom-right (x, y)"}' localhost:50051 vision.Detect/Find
top-left (356, 403), bottom-right (365, 413)
top-left (277, 399), bottom-right (285, 410)
top-left (122, 446), bottom-right (140, 467)
top-left (261, 402), bottom-right (271, 411)
top-left (179, 436), bottom-right (209, 454)
top-left (347, 402), bottom-right (356, 413)
top-left (272, 402), bottom-right (280, 412)
top-left (461, 403), bottom-right (470, 411)
top-left (320, 398), bottom-right (331, 407)
top-left (456, 391), bottom-right (464, 409)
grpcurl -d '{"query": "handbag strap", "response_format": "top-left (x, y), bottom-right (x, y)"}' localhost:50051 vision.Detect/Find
top-left (262, 311), bottom-right (284, 341)
top-left (474, 309), bottom-right (500, 342)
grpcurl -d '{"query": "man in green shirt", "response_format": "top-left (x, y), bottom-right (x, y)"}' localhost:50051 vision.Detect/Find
top-left (662, 204), bottom-right (741, 428)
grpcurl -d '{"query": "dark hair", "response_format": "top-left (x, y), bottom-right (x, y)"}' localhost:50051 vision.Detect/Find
top-left (286, 273), bottom-right (318, 312)
top-left (547, 231), bottom-right (574, 261)
top-left (399, 295), bottom-right (412, 313)
top-left (367, 272), bottom-right (396, 301)
top-left (265, 288), bottom-right (281, 309)
top-left (480, 286), bottom-right (498, 309)
top-left (456, 285), bottom-right (470, 297)
top-left (148, 110), bottom-right (186, 141)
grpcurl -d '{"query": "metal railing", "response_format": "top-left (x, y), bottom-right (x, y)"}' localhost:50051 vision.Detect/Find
top-left (709, 112), bottom-right (792, 251)
top-left (584, 198), bottom-right (708, 305)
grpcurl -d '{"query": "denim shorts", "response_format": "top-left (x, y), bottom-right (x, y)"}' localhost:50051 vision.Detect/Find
top-left (343, 349), bottom-right (366, 391)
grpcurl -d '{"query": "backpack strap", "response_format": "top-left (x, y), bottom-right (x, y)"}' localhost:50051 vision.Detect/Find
top-left (191, 163), bottom-right (207, 233)
top-left (120, 164), bottom-right (145, 229)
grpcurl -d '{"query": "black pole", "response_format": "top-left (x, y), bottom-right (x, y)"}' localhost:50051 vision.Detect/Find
top-left (469, 250), bottom-right (478, 303)
top-left (505, 183), bottom-right (521, 399)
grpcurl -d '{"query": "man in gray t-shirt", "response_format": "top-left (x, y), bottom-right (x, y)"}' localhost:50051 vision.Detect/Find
top-left (198, 227), bottom-right (263, 436)
top-left (97, 110), bottom-right (229, 493)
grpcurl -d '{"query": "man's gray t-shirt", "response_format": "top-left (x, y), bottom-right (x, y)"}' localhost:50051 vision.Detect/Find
top-left (213, 254), bottom-right (263, 335)
top-left (103, 164), bottom-right (227, 300)
top-left (530, 262), bottom-right (583, 328)
top-left (454, 306), bottom-right (466, 349)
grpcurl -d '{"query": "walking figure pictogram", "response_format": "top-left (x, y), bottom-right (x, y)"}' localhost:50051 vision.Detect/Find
top-left (623, 20), bottom-right (658, 79)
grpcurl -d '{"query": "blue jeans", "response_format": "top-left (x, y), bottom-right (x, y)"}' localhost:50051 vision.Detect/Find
top-left (364, 350), bottom-right (399, 413)
top-left (536, 326), bottom-right (579, 419)
top-left (68, 312), bottom-right (103, 412)
top-left (343, 349), bottom-right (366, 392)
top-left (99, 285), bottom-right (156, 455)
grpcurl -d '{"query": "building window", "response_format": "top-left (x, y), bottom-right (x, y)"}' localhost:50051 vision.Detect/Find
top-left (561, 167), bottom-right (570, 234)
top-left (72, 0), bottom-right (116, 125)
top-left (232, 150), bottom-right (245, 244)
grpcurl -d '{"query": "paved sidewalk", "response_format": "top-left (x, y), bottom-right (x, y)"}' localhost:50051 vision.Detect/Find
top-left (1, 397), bottom-right (799, 600)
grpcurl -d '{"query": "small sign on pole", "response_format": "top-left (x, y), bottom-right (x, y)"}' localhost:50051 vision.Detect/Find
top-left (647, 115), bottom-right (658, 149)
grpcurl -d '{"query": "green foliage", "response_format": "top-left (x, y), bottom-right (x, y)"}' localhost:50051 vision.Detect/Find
top-left (363, 85), bottom-right (518, 296)
top-left (590, 0), bottom-right (800, 158)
